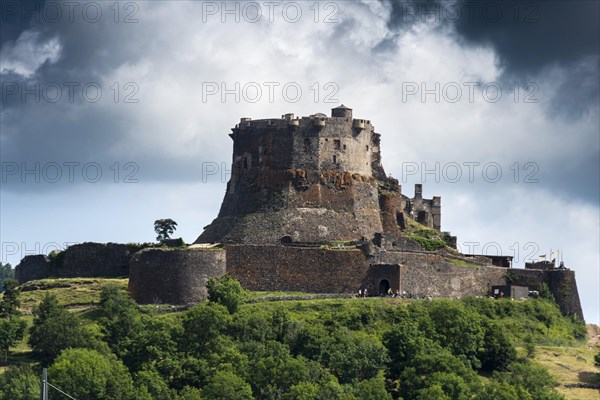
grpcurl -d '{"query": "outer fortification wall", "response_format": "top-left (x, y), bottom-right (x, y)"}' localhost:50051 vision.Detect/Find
top-left (15, 255), bottom-right (51, 283)
top-left (15, 241), bottom-right (584, 319)
top-left (226, 245), bottom-right (369, 293)
top-left (397, 259), bottom-right (508, 298)
top-left (128, 248), bottom-right (226, 304)
top-left (508, 268), bottom-right (583, 319)
top-left (15, 243), bottom-right (135, 284)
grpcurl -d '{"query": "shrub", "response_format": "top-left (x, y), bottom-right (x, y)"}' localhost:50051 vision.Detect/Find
top-left (538, 283), bottom-right (555, 302)
top-left (207, 275), bottom-right (246, 313)
top-left (406, 235), bottom-right (446, 251)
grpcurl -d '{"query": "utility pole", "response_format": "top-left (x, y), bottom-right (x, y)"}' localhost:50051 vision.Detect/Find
top-left (40, 368), bottom-right (48, 400)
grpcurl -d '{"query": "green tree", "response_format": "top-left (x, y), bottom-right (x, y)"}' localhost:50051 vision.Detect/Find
top-left (0, 278), bottom-right (20, 317)
top-left (125, 316), bottom-right (181, 372)
top-left (0, 279), bottom-right (26, 362)
top-left (383, 318), bottom-right (428, 377)
top-left (29, 293), bottom-right (104, 364)
top-left (0, 262), bottom-right (13, 292)
top-left (135, 368), bottom-right (175, 400)
top-left (479, 322), bottom-right (517, 372)
top-left (98, 284), bottom-right (143, 357)
top-left (427, 300), bottom-right (485, 369)
top-left (0, 366), bottom-right (40, 400)
top-left (594, 350), bottom-right (600, 367)
top-left (0, 317), bottom-right (26, 361)
top-left (207, 274), bottom-right (246, 313)
top-left (202, 370), bottom-right (253, 400)
top-left (178, 386), bottom-right (204, 400)
top-left (284, 377), bottom-right (345, 400)
top-left (474, 380), bottom-right (520, 400)
top-left (181, 303), bottom-right (231, 355)
top-left (398, 347), bottom-right (479, 400)
top-left (154, 218), bottom-right (178, 241)
top-left (49, 348), bottom-right (138, 400)
top-left (494, 361), bottom-right (564, 400)
top-left (350, 373), bottom-right (392, 400)
top-left (323, 329), bottom-right (389, 384)
top-left (241, 340), bottom-right (309, 397)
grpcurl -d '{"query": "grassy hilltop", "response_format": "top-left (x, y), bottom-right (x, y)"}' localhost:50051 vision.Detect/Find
top-left (0, 277), bottom-right (598, 400)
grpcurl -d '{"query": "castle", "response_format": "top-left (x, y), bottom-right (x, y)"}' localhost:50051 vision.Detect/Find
top-left (15, 106), bottom-right (584, 320)
top-left (197, 105), bottom-right (441, 244)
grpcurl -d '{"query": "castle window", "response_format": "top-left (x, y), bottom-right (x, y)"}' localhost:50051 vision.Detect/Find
top-left (334, 140), bottom-right (341, 150)
top-left (333, 155), bottom-right (337, 163)
top-left (304, 138), bottom-right (311, 152)
top-left (243, 157), bottom-right (248, 169)
top-left (366, 145), bottom-right (369, 151)
top-left (343, 144), bottom-right (347, 150)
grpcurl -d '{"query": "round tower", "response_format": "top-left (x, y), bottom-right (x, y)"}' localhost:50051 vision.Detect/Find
top-left (331, 104), bottom-right (353, 120)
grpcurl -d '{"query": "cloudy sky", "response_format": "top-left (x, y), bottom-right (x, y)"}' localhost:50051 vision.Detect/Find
top-left (1, 0), bottom-right (598, 322)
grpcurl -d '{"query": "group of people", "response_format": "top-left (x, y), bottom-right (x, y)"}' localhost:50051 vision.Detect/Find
top-left (357, 287), bottom-right (432, 299)
top-left (357, 288), bottom-right (432, 299)
top-left (384, 288), bottom-right (405, 298)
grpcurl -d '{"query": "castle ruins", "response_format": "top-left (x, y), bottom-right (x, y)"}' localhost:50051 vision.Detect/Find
top-left (15, 106), bottom-right (584, 320)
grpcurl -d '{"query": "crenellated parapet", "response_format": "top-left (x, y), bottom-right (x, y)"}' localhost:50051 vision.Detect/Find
top-left (228, 105), bottom-right (380, 179)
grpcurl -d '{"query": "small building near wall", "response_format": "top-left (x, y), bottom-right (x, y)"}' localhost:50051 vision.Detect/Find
top-left (525, 260), bottom-right (555, 270)
top-left (491, 285), bottom-right (529, 300)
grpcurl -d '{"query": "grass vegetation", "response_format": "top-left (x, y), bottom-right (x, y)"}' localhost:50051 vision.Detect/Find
top-left (17, 278), bottom-right (128, 315)
top-left (403, 219), bottom-right (456, 252)
top-left (448, 258), bottom-right (481, 268)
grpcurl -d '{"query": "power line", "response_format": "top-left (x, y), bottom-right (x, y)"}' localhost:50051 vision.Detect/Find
top-left (41, 368), bottom-right (78, 400)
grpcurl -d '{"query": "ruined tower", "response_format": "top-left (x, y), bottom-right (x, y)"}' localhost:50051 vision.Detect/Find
top-left (195, 106), bottom-right (441, 244)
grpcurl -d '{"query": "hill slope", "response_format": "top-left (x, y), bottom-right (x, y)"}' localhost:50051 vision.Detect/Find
top-left (1, 278), bottom-right (598, 400)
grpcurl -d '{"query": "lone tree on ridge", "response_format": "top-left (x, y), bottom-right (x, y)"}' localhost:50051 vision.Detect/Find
top-left (154, 219), bottom-right (178, 242)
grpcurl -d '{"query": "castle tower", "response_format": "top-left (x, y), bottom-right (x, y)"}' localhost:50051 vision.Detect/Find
top-left (331, 104), bottom-right (353, 119)
top-left (195, 107), bottom-right (443, 244)
top-left (196, 107), bottom-right (388, 244)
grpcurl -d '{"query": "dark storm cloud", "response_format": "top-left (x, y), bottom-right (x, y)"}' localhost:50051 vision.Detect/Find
top-left (383, 0), bottom-right (599, 205)
top-left (385, 0), bottom-right (599, 72)
top-left (452, 0), bottom-right (599, 75)
top-left (384, 0), bottom-right (600, 110)
top-left (0, 0), bottom-right (46, 42)
top-left (0, 2), bottom-right (185, 191)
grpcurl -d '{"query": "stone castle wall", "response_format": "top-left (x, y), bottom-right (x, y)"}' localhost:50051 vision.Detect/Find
top-left (15, 255), bottom-right (51, 283)
top-left (15, 243), bottom-right (134, 284)
top-left (15, 242), bottom-right (584, 319)
top-left (56, 243), bottom-right (132, 278)
top-left (128, 248), bottom-right (226, 304)
top-left (226, 245), bottom-right (369, 293)
top-left (509, 268), bottom-right (583, 319)
top-left (398, 258), bottom-right (507, 298)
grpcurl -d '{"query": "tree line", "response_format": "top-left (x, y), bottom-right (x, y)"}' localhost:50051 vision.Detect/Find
top-left (0, 274), bottom-right (593, 399)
